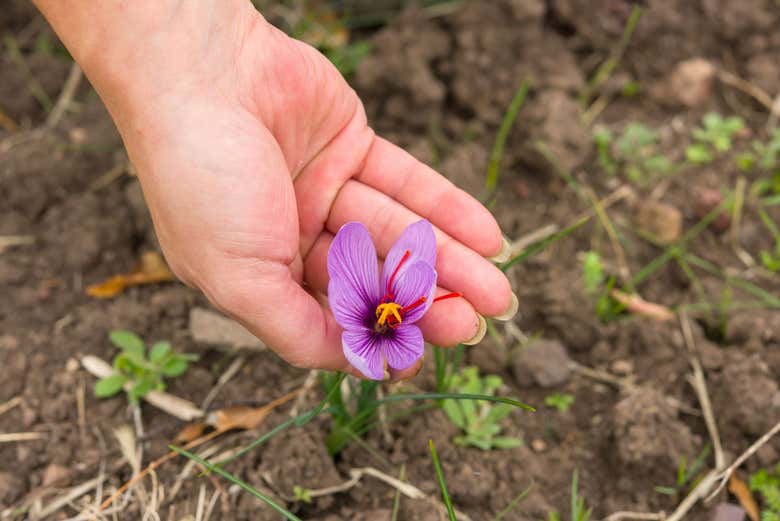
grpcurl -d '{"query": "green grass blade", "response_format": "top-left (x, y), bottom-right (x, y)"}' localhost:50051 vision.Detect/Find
top-left (493, 481), bottom-right (534, 520)
top-left (375, 392), bottom-right (535, 411)
top-left (501, 216), bottom-right (589, 272)
top-left (429, 439), bottom-right (457, 521)
top-left (171, 446), bottom-right (302, 521)
top-left (485, 81), bottom-right (530, 194)
top-left (390, 465), bottom-right (406, 521)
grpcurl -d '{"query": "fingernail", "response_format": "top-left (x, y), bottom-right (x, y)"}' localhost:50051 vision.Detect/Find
top-left (488, 237), bottom-right (512, 263)
top-left (463, 314), bottom-right (487, 346)
top-left (492, 292), bottom-right (518, 321)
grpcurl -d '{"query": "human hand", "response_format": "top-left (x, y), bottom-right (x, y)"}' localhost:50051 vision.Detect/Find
top-left (36, 1), bottom-right (516, 378)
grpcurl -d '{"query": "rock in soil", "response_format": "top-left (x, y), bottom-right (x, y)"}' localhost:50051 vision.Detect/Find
top-left (668, 57), bottom-right (716, 108)
top-left (693, 188), bottom-right (731, 233)
top-left (189, 307), bottom-right (265, 350)
top-left (512, 338), bottom-right (571, 388)
top-left (635, 200), bottom-right (682, 244)
top-left (611, 388), bottom-right (696, 481)
top-left (710, 503), bottom-right (746, 521)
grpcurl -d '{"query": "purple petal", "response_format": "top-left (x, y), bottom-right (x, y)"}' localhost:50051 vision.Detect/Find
top-left (328, 222), bottom-right (381, 317)
top-left (381, 325), bottom-right (424, 371)
top-left (342, 329), bottom-right (384, 380)
top-left (328, 277), bottom-right (369, 330)
top-left (381, 220), bottom-right (437, 295)
top-left (392, 261), bottom-right (437, 324)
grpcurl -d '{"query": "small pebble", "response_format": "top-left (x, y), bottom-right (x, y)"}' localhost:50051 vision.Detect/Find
top-left (531, 439), bottom-right (547, 452)
top-left (611, 359), bottom-right (634, 376)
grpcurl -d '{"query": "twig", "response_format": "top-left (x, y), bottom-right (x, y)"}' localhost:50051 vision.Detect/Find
top-left (665, 470), bottom-right (720, 521)
top-left (82, 355), bottom-right (203, 421)
top-left (705, 419), bottom-right (780, 503)
top-left (717, 69), bottom-right (776, 113)
top-left (290, 369), bottom-right (319, 417)
top-left (679, 313), bottom-right (725, 469)
top-left (0, 396), bottom-right (22, 417)
top-left (202, 356), bottom-right (245, 411)
top-left (0, 432), bottom-right (46, 442)
top-left (30, 477), bottom-right (105, 519)
top-left (46, 62), bottom-right (82, 128)
top-left (0, 235), bottom-right (35, 254)
top-left (4, 35), bottom-right (52, 112)
top-left (731, 177), bottom-right (755, 268)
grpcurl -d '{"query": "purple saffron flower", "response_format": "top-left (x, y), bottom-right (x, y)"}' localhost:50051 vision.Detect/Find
top-left (327, 220), bottom-right (458, 380)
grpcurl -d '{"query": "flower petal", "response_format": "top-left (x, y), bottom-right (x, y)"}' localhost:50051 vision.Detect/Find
top-left (328, 277), bottom-right (369, 329)
top-left (381, 324), bottom-right (425, 371)
top-left (393, 261), bottom-right (437, 324)
top-left (328, 222), bottom-right (381, 314)
top-left (342, 329), bottom-right (384, 380)
top-left (381, 220), bottom-right (436, 295)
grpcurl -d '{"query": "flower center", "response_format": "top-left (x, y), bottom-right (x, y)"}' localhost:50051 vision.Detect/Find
top-left (372, 249), bottom-right (460, 332)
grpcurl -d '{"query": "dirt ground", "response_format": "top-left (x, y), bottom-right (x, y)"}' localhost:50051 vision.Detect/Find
top-left (2, 1), bottom-right (780, 519)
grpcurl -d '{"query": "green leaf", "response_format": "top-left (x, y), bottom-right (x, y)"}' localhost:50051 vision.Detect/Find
top-left (685, 144), bottom-right (712, 164)
top-left (149, 341), bottom-right (172, 364)
top-left (485, 402), bottom-right (514, 424)
top-left (491, 437), bottom-right (524, 449)
top-left (582, 251), bottom-right (604, 294)
top-left (130, 375), bottom-right (157, 401)
top-left (109, 330), bottom-right (145, 361)
top-left (442, 400), bottom-right (466, 429)
top-left (161, 356), bottom-right (189, 377)
top-left (94, 374), bottom-right (127, 397)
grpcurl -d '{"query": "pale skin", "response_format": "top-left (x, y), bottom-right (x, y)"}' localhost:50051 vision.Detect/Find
top-left (34, 0), bottom-right (517, 380)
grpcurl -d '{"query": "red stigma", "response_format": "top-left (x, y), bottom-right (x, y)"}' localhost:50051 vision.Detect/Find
top-left (433, 292), bottom-right (460, 303)
top-left (384, 250), bottom-right (411, 301)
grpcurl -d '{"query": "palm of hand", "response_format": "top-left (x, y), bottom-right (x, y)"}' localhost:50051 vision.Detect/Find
top-left (126, 14), bottom-right (512, 377)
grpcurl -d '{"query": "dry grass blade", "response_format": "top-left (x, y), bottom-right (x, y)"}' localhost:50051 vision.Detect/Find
top-left (0, 431), bottom-right (46, 443)
top-left (0, 396), bottom-right (22, 417)
top-left (611, 290), bottom-right (675, 321)
top-left (30, 477), bottom-right (105, 519)
top-left (0, 235), bottom-right (35, 254)
top-left (46, 62), bottom-right (82, 128)
top-left (100, 389), bottom-right (299, 512)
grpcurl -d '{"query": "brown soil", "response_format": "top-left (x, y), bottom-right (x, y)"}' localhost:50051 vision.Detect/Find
top-left (2, 1), bottom-right (780, 519)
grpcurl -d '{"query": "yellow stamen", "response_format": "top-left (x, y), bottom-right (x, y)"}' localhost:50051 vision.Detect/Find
top-left (375, 302), bottom-right (403, 326)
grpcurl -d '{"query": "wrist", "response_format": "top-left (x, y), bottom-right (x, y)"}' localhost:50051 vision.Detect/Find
top-left (34, 0), bottom-right (260, 129)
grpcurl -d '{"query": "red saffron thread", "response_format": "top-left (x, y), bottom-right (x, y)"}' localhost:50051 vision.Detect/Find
top-left (384, 250), bottom-right (411, 301)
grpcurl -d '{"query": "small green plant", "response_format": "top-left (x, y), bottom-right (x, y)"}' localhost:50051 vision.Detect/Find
top-left (322, 372), bottom-right (380, 455)
top-left (292, 485), bottom-right (312, 504)
top-left (593, 128), bottom-right (617, 176)
top-left (581, 251), bottom-right (625, 322)
top-left (614, 122), bottom-right (673, 183)
top-left (442, 366), bottom-right (523, 450)
top-left (548, 471), bottom-right (591, 521)
top-left (94, 330), bottom-right (197, 403)
top-left (544, 393), bottom-right (575, 413)
top-left (654, 444), bottom-right (710, 496)
top-left (685, 112), bottom-right (745, 164)
top-left (750, 463), bottom-right (780, 520)
top-left (758, 207), bottom-right (780, 272)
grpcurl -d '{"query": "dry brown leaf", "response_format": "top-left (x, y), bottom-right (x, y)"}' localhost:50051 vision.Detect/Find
top-left (611, 289), bottom-right (675, 321)
top-left (207, 390), bottom-right (300, 431)
top-left (728, 472), bottom-right (760, 521)
top-left (173, 422), bottom-right (208, 444)
top-left (87, 251), bottom-right (174, 298)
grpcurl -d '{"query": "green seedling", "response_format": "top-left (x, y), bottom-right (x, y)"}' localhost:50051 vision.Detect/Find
top-left (750, 463), bottom-right (780, 520)
top-left (442, 366), bottom-right (523, 450)
top-left (581, 251), bottom-right (625, 322)
top-left (94, 330), bottom-right (197, 404)
top-left (758, 207), bottom-right (780, 272)
top-left (292, 485), bottom-right (312, 504)
top-left (600, 122), bottom-right (673, 183)
top-left (552, 471), bottom-right (592, 521)
top-left (685, 112), bottom-right (745, 164)
top-left (654, 444), bottom-right (710, 496)
top-left (322, 371), bottom-right (380, 455)
top-left (544, 393), bottom-right (575, 413)
top-left (593, 128), bottom-right (616, 176)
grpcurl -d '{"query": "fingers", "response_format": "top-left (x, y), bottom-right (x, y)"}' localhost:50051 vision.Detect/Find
top-left (324, 180), bottom-right (513, 317)
top-left (356, 137), bottom-right (504, 258)
top-left (199, 256), bottom-right (350, 372)
top-left (304, 232), bottom-right (485, 346)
